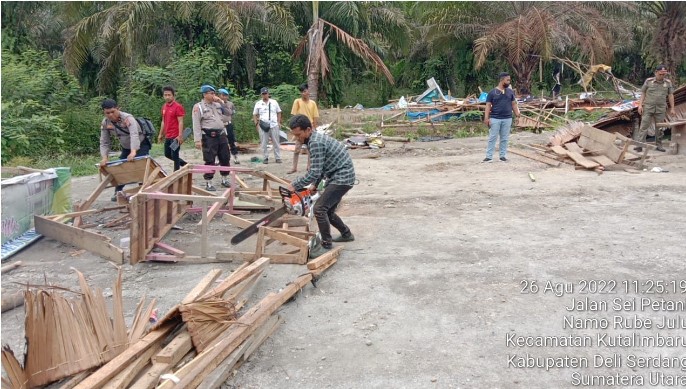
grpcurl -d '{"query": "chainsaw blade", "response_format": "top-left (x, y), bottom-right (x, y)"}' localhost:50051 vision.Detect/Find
top-left (230, 206), bottom-right (288, 245)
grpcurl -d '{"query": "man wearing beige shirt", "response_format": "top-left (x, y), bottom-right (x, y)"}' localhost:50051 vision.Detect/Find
top-left (288, 83), bottom-right (319, 174)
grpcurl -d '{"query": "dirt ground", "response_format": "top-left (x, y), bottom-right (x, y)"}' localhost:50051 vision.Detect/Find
top-left (2, 129), bottom-right (686, 388)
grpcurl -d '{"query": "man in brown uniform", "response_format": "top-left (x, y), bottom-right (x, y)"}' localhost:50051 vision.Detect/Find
top-left (635, 65), bottom-right (676, 152)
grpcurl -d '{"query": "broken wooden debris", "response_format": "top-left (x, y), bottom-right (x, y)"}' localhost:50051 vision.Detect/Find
top-left (1, 269), bottom-right (156, 388)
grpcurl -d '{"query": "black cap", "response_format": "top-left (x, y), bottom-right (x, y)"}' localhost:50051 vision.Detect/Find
top-left (260, 87), bottom-right (269, 94)
top-left (656, 64), bottom-right (667, 71)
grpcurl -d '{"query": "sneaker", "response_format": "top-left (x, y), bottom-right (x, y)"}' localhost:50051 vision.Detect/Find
top-left (275, 159), bottom-right (283, 163)
top-left (656, 147), bottom-right (666, 152)
top-left (332, 231), bottom-right (355, 242)
top-left (309, 244), bottom-right (331, 259)
top-left (111, 195), bottom-right (117, 202)
top-left (482, 158), bottom-right (493, 163)
top-left (205, 181), bottom-right (216, 191)
top-left (233, 157), bottom-right (240, 164)
top-left (499, 157), bottom-right (508, 162)
top-left (634, 147), bottom-right (643, 153)
top-left (263, 158), bottom-right (268, 164)
top-left (220, 178), bottom-right (230, 188)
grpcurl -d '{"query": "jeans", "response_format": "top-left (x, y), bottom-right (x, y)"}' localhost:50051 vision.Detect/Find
top-left (485, 117), bottom-right (513, 159)
top-left (314, 184), bottom-right (353, 248)
top-left (114, 137), bottom-right (151, 193)
top-left (164, 138), bottom-right (187, 171)
top-left (259, 126), bottom-right (281, 160)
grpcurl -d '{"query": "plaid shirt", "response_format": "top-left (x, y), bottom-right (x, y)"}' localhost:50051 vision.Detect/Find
top-left (292, 132), bottom-right (356, 190)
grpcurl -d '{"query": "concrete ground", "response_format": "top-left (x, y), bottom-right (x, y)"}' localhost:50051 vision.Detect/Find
top-left (2, 130), bottom-right (685, 388)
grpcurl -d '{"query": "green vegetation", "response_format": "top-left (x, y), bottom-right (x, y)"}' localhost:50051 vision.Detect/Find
top-left (1, 1), bottom-right (684, 167)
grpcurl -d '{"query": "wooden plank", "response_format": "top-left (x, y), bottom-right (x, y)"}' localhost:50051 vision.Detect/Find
top-left (201, 257), bottom-right (270, 299)
top-left (310, 256), bottom-right (338, 276)
top-left (563, 142), bottom-right (585, 154)
top-left (564, 151), bottom-right (600, 169)
top-left (78, 174), bottom-right (113, 212)
top-left (161, 274), bottom-right (314, 388)
top-left (268, 228), bottom-right (316, 239)
top-left (182, 269), bottom-right (223, 304)
top-left (1, 290), bottom-right (25, 313)
top-left (153, 330), bottom-right (193, 364)
top-left (145, 192), bottom-right (227, 204)
top-left (197, 188), bottom-right (231, 226)
top-left (1, 261), bottom-right (22, 274)
top-left (237, 193), bottom-right (281, 208)
top-left (153, 242), bottom-right (185, 258)
top-left (263, 227), bottom-right (309, 249)
top-left (199, 314), bottom-right (283, 388)
top-left (307, 246), bottom-right (344, 270)
top-left (507, 148), bottom-right (562, 167)
top-left (128, 362), bottom-right (170, 389)
top-left (550, 145), bottom-right (569, 156)
top-left (222, 213), bottom-right (254, 228)
top-left (102, 343), bottom-right (161, 389)
top-left (73, 322), bottom-right (176, 389)
top-left (34, 216), bottom-right (124, 264)
top-left (587, 155), bottom-right (616, 167)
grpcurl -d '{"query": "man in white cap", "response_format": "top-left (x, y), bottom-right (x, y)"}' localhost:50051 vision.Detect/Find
top-left (252, 87), bottom-right (282, 164)
top-left (192, 84), bottom-right (231, 191)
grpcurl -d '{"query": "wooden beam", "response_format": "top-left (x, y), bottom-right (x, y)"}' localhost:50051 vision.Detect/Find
top-left (101, 344), bottom-right (161, 389)
top-left (201, 257), bottom-right (270, 299)
top-left (262, 227), bottom-right (309, 249)
top-left (34, 215), bottom-right (124, 264)
top-left (78, 174), bottom-right (114, 212)
top-left (507, 148), bottom-right (562, 167)
top-left (197, 188), bottom-right (231, 226)
top-left (307, 246), bottom-right (344, 270)
top-left (145, 192), bottom-right (227, 204)
top-left (73, 322), bottom-right (177, 389)
top-left (153, 242), bottom-right (185, 258)
top-left (153, 330), bottom-right (193, 364)
top-left (222, 213), bottom-right (254, 228)
top-left (1, 261), bottom-right (22, 274)
top-left (161, 274), bottom-right (314, 388)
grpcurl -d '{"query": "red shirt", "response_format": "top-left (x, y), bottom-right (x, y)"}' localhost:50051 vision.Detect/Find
top-left (161, 101), bottom-right (185, 138)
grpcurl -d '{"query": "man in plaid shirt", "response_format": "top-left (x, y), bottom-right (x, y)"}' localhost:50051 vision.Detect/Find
top-left (287, 114), bottom-right (356, 258)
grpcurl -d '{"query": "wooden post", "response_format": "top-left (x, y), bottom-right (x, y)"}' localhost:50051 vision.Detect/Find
top-left (201, 204), bottom-right (208, 258)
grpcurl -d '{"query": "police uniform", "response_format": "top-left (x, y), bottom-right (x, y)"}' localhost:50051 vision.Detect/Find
top-left (100, 111), bottom-right (151, 194)
top-left (636, 77), bottom-right (674, 147)
top-left (192, 99), bottom-right (231, 181)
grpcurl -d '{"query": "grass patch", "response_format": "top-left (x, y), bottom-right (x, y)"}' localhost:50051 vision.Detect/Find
top-left (5, 154), bottom-right (101, 177)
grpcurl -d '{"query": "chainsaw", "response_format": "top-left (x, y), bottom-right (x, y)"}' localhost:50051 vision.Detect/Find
top-left (230, 186), bottom-right (320, 245)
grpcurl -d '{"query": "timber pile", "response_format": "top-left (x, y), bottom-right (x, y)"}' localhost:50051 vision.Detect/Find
top-left (1, 252), bottom-right (341, 389)
top-left (511, 124), bottom-right (657, 171)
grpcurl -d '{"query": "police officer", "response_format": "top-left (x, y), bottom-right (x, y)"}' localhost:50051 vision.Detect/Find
top-left (635, 64), bottom-right (676, 152)
top-left (192, 85), bottom-right (231, 191)
top-left (99, 98), bottom-right (151, 201)
top-left (217, 88), bottom-right (240, 165)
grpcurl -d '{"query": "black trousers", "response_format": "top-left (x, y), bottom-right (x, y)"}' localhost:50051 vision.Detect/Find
top-left (202, 131), bottom-right (230, 180)
top-left (114, 137), bottom-right (151, 193)
top-left (226, 123), bottom-right (238, 156)
top-left (313, 184), bottom-right (353, 247)
top-left (164, 138), bottom-right (187, 171)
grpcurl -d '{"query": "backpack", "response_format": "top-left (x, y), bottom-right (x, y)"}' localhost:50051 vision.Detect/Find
top-left (113, 117), bottom-right (156, 139)
top-left (136, 117), bottom-right (156, 139)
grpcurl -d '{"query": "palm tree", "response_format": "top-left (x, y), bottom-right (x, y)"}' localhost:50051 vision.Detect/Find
top-left (640, 2), bottom-right (686, 85)
top-left (289, 1), bottom-right (410, 101)
top-left (424, 2), bottom-right (636, 95)
top-left (63, 1), bottom-right (298, 94)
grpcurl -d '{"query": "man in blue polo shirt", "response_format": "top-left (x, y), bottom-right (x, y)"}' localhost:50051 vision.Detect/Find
top-left (483, 72), bottom-right (521, 162)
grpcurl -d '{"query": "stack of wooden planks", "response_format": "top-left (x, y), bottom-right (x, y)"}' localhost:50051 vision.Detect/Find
top-left (512, 125), bottom-right (657, 171)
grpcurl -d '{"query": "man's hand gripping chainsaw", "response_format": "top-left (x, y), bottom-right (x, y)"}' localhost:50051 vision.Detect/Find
top-left (230, 186), bottom-right (320, 245)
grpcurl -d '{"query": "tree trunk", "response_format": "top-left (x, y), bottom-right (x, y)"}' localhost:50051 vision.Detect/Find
top-left (513, 58), bottom-right (538, 96)
top-left (306, 20), bottom-right (323, 101)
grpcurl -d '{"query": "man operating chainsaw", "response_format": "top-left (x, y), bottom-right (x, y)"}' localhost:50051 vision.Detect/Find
top-left (287, 114), bottom-right (356, 259)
